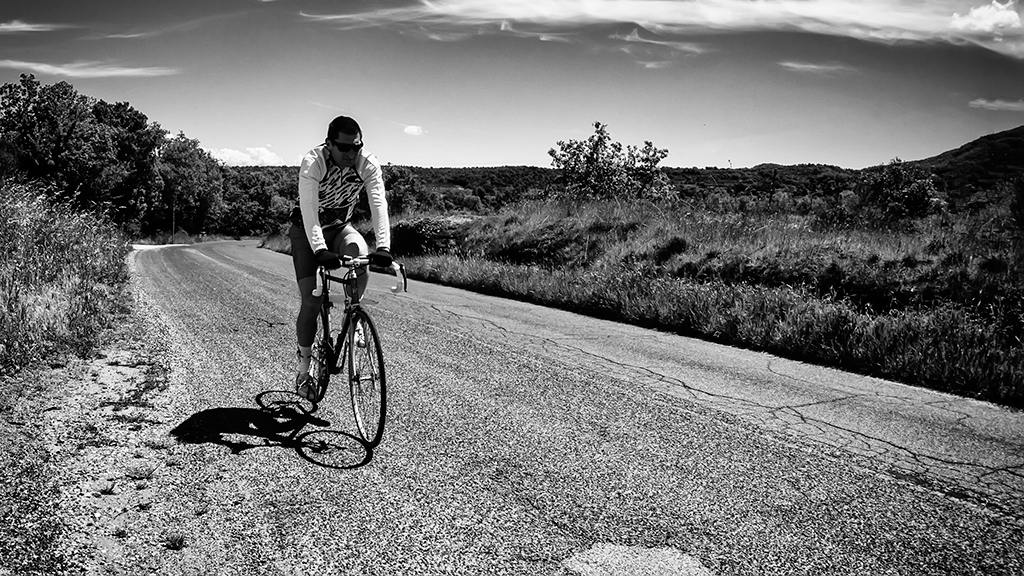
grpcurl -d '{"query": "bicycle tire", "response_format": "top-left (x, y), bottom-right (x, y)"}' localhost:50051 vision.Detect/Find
top-left (306, 305), bottom-right (333, 403)
top-left (345, 308), bottom-right (387, 447)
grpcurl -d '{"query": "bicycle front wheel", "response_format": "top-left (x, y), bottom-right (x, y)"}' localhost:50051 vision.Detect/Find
top-left (345, 308), bottom-right (386, 447)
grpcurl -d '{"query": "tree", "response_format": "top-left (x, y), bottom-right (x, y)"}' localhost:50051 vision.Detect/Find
top-left (148, 133), bottom-right (224, 235)
top-left (0, 75), bottom-right (167, 234)
top-left (382, 163), bottom-right (421, 215)
top-left (0, 74), bottom-right (93, 187)
top-left (89, 100), bottom-right (167, 234)
top-left (548, 122), bottom-right (671, 201)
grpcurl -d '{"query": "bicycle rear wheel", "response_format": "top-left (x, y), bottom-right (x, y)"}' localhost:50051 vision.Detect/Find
top-left (345, 308), bottom-right (386, 447)
top-left (306, 306), bottom-right (333, 403)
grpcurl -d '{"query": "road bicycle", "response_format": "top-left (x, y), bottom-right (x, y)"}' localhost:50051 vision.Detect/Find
top-left (303, 255), bottom-right (406, 447)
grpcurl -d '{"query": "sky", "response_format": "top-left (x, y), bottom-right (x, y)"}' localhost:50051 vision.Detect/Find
top-left (1, 0), bottom-right (1023, 169)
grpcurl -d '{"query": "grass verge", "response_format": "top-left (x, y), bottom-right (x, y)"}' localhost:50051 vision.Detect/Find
top-left (1, 181), bottom-right (131, 376)
top-left (405, 253), bottom-right (1022, 406)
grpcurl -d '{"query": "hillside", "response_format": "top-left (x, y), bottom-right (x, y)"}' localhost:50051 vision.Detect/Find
top-left (909, 124), bottom-right (1024, 200)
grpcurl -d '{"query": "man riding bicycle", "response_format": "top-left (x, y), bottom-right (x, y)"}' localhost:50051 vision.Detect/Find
top-left (290, 115), bottom-right (392, 400)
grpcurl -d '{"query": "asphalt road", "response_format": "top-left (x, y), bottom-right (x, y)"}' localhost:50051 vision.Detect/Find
top-left (122, 240), bottom-right (1023, 575)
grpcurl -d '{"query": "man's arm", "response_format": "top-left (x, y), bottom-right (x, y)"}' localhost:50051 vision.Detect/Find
top-left (297, 150), bottom-right (328, 253)
top-left (359, 153), bottom-right (391, 251)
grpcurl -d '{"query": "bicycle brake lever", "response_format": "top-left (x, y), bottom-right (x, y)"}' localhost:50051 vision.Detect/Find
top-left (312, 267), bottom-right (324, 297)
top-left (389, 262), bottom-right (407, 293)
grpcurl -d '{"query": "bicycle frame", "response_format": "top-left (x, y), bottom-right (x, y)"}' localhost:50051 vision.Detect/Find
top-left (312, 256), bottom-right (406, 369)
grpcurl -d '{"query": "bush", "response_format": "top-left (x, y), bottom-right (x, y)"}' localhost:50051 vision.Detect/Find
top-left (548, 122), bottom-right (671, 201)
top-left (1010, 177), bottom-right (1024, 234)
top-left (0, 181), bottom-right (129, 375)
top-left (860, 158), bottom-right (945, 223)
top-left (390, 216), bottom-right (470, 257)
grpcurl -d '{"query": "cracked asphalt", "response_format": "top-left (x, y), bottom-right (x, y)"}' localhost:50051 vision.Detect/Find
top-left (93, 240), bottom-right (1024, 575)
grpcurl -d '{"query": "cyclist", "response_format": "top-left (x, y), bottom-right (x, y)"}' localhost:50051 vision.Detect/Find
top-left (290, 115), bottom-right (392, 400)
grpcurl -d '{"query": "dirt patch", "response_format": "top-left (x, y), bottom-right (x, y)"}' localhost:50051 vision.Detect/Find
top-left (0, 312), bottom-right (183, 574)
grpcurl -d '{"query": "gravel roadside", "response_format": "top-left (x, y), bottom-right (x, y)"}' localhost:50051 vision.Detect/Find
top-left (0, 299), bottom-right (183, 574)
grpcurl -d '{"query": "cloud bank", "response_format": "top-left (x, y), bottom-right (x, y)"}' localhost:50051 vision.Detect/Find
top-left (952, 1), bottom-right (1021, 34)
top-left (0, 60), bottom-right (177, 78)
top-left (208, 147), bottom-right (287, 166)
top-left (301, 0), bottom-right (1024, 58)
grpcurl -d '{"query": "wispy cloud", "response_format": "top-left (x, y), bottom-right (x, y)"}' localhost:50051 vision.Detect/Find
top-left (208, 146), bottom-right (286, 166)
top-left (102, 32), bottom-right (159, 40)
top-left (95, 11), bottom-right (252, 40)
top-left (969, 97), bottom-right (1024, 111)
top-left (611, 29), bottom-right (706, 54)
top-left (300, 0), bottom-right (1024, 58)
top-left (0, 19), bottom-right (67, 33)
top-left (0, 60), bottom-right (178, 78)
top-left (499, 20), bottom-right (574, 43)
top-left (778, 61), bottom-right (858, 74)
top-left (309, 100), bottom-right (348, 112)
top-left (400, 27), bottom-right (484, 41)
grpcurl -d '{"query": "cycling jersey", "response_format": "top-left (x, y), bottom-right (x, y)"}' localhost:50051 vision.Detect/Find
top-left (294, 143), bottom-right (390, 254)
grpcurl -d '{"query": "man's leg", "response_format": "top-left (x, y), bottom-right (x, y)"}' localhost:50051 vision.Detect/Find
top-left (336, 225), bottom-right (370, 301)
top-left (290, 225), bottom-right (321, 380)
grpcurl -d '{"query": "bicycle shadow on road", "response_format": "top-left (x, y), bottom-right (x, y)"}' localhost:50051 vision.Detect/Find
top-left (169, 390), bottom-right (374, 470)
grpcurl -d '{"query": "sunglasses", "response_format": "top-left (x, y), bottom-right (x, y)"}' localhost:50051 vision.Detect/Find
top-left (329, 140), bottom-right (363, 153)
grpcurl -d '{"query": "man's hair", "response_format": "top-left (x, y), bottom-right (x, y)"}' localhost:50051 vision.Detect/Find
top-left (328, 116), bottom-right (362, 140)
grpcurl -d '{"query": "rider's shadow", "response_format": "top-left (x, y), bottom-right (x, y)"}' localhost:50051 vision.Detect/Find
top-left (169, 391), bottom-right (372, 469)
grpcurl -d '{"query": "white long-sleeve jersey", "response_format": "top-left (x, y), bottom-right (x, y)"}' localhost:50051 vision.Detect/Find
top-left (296, 143), bottom-right (391, 253)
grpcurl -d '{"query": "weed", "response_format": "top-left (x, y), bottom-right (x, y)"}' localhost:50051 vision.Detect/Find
top-left (110, 412), bottom-right (160, 425)
top-left (125, 464), bottom-right (155, 481)
top-left (163, 532), bottom-right (186, 550)
top-left (143, 436), bottom-right (174, 451)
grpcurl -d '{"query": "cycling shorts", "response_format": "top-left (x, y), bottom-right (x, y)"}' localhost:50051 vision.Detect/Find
top-left (289, 223), bottom-right (368, 282)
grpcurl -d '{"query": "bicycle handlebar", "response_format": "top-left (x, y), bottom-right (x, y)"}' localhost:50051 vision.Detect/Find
top-left (311, 256), bottom-right (407, 297)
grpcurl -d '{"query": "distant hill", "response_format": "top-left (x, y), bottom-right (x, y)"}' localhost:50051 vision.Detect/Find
top-left (252, 125), bottom-right (1024, 209)
top-left (909, 124), bottom-right (1024, 198)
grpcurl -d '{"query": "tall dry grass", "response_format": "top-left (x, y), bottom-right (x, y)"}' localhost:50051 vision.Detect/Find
top-left (1, 181), bottom-right (131, 375)
top-left (396, 198), bottom-right (1024, 407)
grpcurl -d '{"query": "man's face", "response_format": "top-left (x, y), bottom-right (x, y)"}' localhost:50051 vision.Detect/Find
top-left (327, 131), bottom-right (362, 168)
